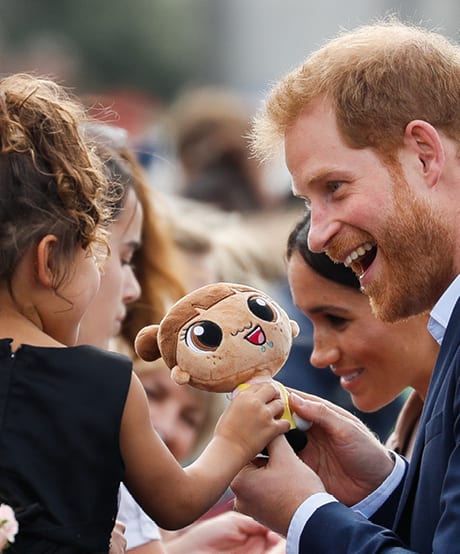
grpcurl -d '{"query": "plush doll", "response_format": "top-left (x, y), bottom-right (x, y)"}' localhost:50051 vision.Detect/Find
top-left (135, 282), bottom-right (310, 452)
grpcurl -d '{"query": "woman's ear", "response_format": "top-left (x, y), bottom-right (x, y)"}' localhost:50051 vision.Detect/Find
top-left (404, 120), bottom-right (445, 188)
top-left (35, 234), bottom-right (58, 288)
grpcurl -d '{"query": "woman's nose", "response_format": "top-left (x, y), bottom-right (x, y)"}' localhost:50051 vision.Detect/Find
top-left (310, 335), bottom-right (340, 369)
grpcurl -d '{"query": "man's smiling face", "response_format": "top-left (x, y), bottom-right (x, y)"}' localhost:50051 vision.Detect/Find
top-left (285, 97), bottom-right (454, 321)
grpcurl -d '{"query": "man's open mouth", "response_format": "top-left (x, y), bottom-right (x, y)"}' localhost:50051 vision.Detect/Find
top-left (343, 242), bottom-right (377, 277)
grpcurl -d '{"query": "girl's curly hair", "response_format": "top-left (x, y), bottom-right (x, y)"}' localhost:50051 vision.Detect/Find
top-left (0, 73), bottom-right (112, 291)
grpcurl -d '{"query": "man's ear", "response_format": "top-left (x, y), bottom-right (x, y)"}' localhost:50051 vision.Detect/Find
top-left (36, 234), bottom-right (58, 288)
top-left (404, 120), bottom-right (444, 188)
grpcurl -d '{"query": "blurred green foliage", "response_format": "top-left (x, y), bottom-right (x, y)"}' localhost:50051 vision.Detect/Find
top-left (0, 0), bottom-right (219, 99)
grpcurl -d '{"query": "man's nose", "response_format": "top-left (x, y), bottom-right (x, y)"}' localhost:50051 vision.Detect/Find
top-left (307, 208), bottom-right (340, 253)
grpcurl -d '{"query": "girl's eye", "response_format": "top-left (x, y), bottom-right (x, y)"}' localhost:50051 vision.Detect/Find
top-left (185, 321), bottom-right (223, 353)
top-left (247, 296), bottom-right (279, 322)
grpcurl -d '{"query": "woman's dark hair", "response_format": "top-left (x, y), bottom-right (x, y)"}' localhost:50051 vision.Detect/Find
top-left (286, 211), bottom-right (360, 290)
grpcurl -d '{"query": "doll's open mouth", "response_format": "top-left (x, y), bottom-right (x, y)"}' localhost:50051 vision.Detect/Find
top-left (245, 325), bottom-right (266, 346)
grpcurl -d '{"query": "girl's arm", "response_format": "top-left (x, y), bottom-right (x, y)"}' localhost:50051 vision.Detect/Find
top-left (120, 373), bottom-right (289, 530)
top-left (128, 540), bottom-right (166, 554)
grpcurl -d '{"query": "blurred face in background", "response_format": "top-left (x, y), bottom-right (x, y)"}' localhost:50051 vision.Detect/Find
top-left (137, 363), bottom-right (210, 462)
top-left (78, 189), bottom-right (143, 348)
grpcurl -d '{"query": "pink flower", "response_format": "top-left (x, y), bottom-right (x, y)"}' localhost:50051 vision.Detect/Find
top-left (0, 504), bottom-right (18, 551)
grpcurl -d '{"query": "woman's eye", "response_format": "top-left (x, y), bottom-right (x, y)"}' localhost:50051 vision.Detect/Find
top-left (326, 314), bottom-right (348, 327)
top-left (185, 321), bottom-right (223, 353)
top-left (247, 296), bottom-right (279, 322)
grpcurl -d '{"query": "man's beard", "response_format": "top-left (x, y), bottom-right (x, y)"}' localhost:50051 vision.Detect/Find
top-left (366, 173), bottom-right (455, 321)
top-left (326, 173), bottom-right (455, 322)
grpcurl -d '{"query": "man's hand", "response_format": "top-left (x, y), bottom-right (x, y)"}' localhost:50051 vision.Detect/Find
top-left (289, 391), bottom-right (394, 505)
top-left (232, 434), bottom-right (326, 536)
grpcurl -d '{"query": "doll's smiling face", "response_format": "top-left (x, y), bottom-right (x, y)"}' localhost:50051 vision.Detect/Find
top-left (174, 289), bottom-right (297, 392)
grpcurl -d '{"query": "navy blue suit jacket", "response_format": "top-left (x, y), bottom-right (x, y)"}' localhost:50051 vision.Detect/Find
top-left (298, 298), bottom-right (460, 553)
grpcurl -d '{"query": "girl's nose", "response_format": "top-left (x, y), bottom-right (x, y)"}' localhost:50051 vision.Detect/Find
top-left (124, 267), bottom-right (141, 304)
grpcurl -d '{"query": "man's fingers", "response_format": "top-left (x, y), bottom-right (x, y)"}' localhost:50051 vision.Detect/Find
top-left (289, 388), bottom-right (361, 423)
top-left (289, 392), bottom-right (356, 433)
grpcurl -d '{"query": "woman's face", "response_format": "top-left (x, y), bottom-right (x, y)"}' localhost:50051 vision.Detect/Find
top-left (287, 251), bottom-right (435, 411)
top-left (78, 188), bottom-right (143, 348)
top-left (137, 366), bottom-right (209, 462)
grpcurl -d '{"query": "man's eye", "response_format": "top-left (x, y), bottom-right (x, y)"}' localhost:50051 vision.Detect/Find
top-left (328, 181), bottom-right (342, 192)
top-left (185, 321), bottom-right (223, 353)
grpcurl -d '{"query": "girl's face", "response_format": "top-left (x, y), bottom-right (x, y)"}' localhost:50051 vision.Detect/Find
top-left (287, 251), bottom-right (435, 411)
top-left (138, 366), bottom-right (209, 462)
top-left (46, 245), bottom-right (102, 346)
top-left (79, 189), bottom-right (143, 348)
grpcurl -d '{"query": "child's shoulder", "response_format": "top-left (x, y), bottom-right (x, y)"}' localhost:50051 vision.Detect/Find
top-left (3, 340), bottom-right (133, 381)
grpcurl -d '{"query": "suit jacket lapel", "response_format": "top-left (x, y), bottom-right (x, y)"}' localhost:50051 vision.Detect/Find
top-left (393, 297), bottom-right (460, 532)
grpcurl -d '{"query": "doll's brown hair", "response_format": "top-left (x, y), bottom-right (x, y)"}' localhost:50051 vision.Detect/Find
top-left (159, 282), bottom-right (256, 369)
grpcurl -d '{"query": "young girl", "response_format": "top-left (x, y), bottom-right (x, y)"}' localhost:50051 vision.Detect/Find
top-left (0, 73), bottom-right (289, 553)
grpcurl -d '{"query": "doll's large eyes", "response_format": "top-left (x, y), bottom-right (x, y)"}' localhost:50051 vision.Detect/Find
top-left (185, 321), bottom-right (223, 353)
top-left (247, 296), bottom-right (279, 322)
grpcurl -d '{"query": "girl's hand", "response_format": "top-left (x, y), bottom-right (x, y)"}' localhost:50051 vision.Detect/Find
top-left (109, 520), bottom-right (127, 554)
top-left (215, 382), bottom-right (290, 461)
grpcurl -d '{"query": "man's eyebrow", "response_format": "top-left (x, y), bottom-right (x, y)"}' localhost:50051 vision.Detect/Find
top-left (292, 169), bottom-right (331, 196)
top-left (299, 168), bottom-right (355, 191)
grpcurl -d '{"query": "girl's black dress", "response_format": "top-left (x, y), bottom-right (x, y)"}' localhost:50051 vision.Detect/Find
top-left (0, 338), bottom-right (132, 553)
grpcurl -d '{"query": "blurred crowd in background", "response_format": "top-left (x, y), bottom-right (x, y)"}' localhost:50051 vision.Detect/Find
top-left (3, 2), bottom-right (459, 549)
top-left (1, 0), bottom-right (445, 438)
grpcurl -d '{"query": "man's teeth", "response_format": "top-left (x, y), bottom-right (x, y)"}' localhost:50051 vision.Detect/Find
top-left (344, 242), bottom-right (374, 267)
